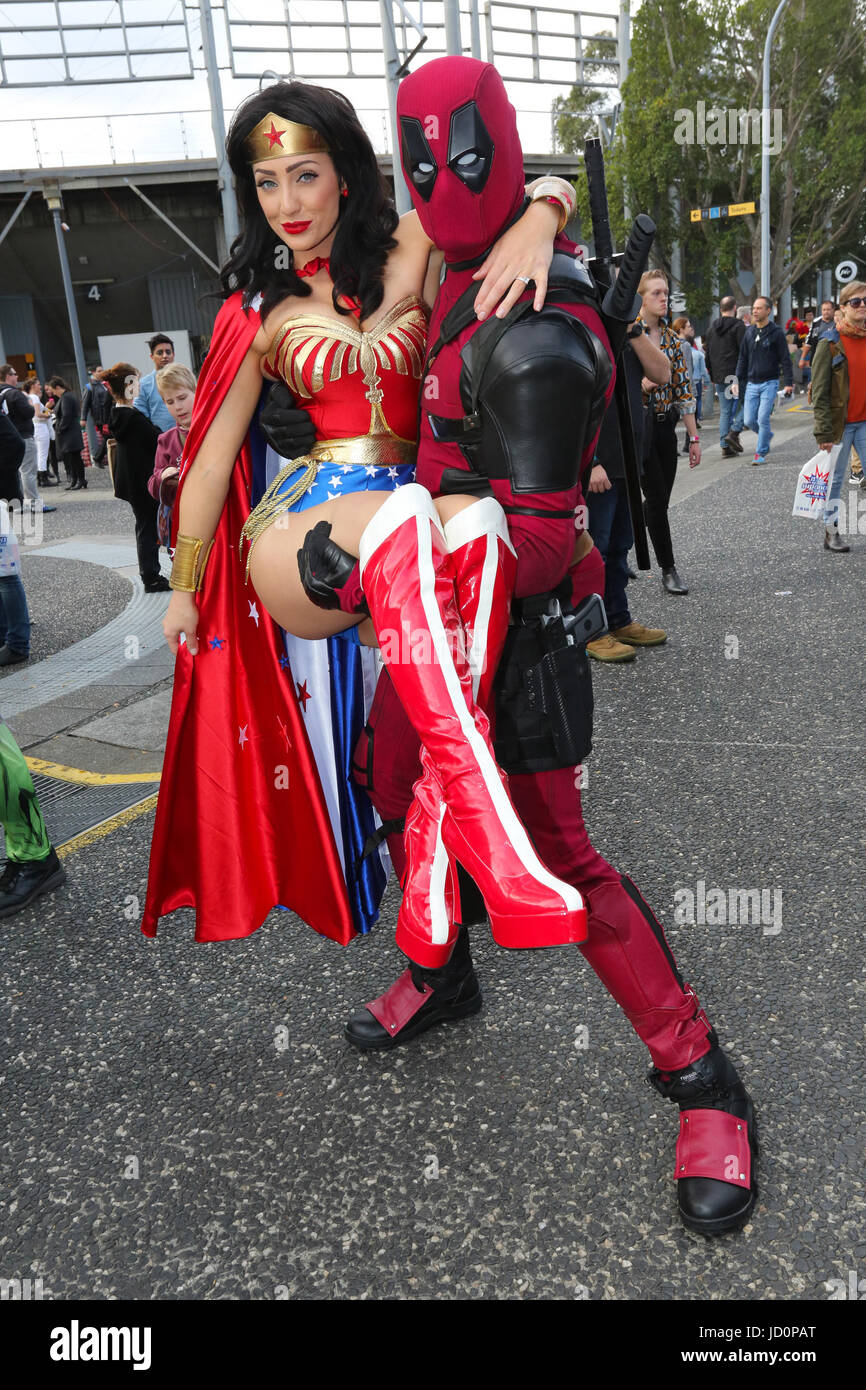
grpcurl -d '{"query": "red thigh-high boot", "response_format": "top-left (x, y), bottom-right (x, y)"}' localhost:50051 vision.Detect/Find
top-left (395, 499), bottom-right (518, 961)
top-left (359, 485), bottom-right (585, 958)
top-left (346, 495), bottom-right (524, 1050)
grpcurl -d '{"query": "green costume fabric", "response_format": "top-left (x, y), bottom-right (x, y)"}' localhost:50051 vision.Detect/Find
top-left (0, 720), bottom-right (51, 862)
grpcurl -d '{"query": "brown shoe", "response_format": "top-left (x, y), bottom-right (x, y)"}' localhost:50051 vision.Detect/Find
top-left (586, 634), bottom-right (637, 663)
top-left (609, 621), bottom-right (667, 647)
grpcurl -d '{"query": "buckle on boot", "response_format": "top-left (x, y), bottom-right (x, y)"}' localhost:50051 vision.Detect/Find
top-left (675, 1110), bottom-right (752, 1189)
top-left (366, 969), bottom-right (433, 1036)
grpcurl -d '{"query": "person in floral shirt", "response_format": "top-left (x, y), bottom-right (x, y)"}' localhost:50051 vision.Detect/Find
top-left (635, 270), bottom-right (700, 595)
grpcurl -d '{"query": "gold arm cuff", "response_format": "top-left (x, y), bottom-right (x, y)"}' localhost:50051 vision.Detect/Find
top-left (170, 534), bottom-right (215, 592)
top-left (530, 178), bottom-right (577, 236)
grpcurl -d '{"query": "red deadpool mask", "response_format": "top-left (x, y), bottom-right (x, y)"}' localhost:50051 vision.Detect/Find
top-left (397, 56), bottom-right (525, 263)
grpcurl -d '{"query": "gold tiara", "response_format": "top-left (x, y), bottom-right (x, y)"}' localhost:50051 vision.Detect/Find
top-left (246, 113), bottom-right (329, 164)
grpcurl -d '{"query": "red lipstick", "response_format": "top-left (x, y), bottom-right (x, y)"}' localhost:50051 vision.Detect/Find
top-left (282, 220), bottom-right (311, 234)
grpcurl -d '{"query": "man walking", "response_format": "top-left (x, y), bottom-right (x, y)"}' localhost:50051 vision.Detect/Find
top-left (736, 296), bottom-right (793, 464)
top-left (811, 280), bottom-right (866, 552)
top-left (585, 321), bottom-right (671, 661)
top-left (133, 335), bottom-right (175, 432)
top-left (705, 296), bottom-right (746, 456)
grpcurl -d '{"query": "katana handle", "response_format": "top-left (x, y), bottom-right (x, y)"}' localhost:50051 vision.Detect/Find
top-left (601, 214), bottom-right (657, 358)
top-left (605, 213), bottom-right (656, 322)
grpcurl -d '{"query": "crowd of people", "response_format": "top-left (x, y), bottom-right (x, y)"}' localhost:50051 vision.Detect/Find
top-left (581, 281), bottom-right (866, 635)
top-left (0, 333), bottom-right (198, 644)
top-left (0, 336), bottom-right (195, 915)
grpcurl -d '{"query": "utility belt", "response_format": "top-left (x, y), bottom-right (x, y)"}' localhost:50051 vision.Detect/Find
top-left (492, 584), bottom-right (606, 775)
top-left (438, 468), bottom-right (577, 521)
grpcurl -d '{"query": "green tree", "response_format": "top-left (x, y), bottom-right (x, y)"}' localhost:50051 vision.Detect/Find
top-left (551, 30), bottom-right (618, 153)
top-left (553, 0), bottom-right (866, 310)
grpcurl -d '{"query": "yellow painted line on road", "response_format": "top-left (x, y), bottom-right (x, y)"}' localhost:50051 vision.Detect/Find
top-left (56, 792), bottom-right (160, 858)
top-left (25, 756), bottom-right (161, 785)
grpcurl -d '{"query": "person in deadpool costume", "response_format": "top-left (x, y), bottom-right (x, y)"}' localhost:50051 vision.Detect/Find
top-left (294, 56), bottom-right (758, 1237)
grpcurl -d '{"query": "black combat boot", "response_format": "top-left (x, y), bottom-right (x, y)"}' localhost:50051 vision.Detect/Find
top-left (345, 922), bottom-right (481, 1050)
top-left (0, 848), bottom-right (67, 918)
top-left (649, 1042), bottom-right (758, 1236)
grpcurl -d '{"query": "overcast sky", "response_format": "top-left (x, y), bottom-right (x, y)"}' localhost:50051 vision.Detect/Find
top-left (0, 0), bottom-right (628, 169)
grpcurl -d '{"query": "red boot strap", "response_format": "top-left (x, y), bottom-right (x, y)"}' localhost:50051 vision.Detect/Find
top-left (366, 969), bottom-right (433, 1036)
top-left (674, 1109), bottom-right (752, 1188)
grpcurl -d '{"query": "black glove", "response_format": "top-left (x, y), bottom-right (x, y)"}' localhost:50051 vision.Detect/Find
top-left (297, 520), bottom-right (367, 613)
top-left (258, 381), bottom-right (316, 458)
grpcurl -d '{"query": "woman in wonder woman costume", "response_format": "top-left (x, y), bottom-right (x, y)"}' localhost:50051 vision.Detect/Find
top-left (144, 81), bottom-right (581, 948)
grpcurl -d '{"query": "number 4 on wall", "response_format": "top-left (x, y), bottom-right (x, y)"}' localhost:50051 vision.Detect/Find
top-left (87, 284), bottom-right (101, 302)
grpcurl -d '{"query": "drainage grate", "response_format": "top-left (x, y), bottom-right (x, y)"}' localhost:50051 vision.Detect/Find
top-left (1, 774), bottom-right (156, 855)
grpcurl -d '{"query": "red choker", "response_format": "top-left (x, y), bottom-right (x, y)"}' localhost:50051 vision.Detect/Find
top-left (294, 255), bottom-right (361, 317)
top-left (294, 256), bottom-right (330, 280)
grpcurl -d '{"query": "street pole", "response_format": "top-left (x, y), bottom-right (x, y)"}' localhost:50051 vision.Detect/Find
top-left (200, 0), bottom-right (241, 254)
top-left (380, 1), bottom-right (411, 213)
top-left (619, 0), bottom-right (631, 81)
top-left (443, 0), bottom-right (462, 55)
top-left (49, 205), bottom-right (89, 408)
top-left (619, 0), bottom-right (631, 225)
top-left (468, 0), bottom-right (482, 58)
top-left (761, 0), bottom-right (790, 298)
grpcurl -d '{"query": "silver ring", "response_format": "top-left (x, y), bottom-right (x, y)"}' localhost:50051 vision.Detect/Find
top-left (515, 274), bottom-right (532, 285)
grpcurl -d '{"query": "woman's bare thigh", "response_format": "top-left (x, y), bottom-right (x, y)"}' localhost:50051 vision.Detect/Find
top-left (248, 492), bottom-right (388, 638)
top-left (248, 489), bottom-right (482, 639)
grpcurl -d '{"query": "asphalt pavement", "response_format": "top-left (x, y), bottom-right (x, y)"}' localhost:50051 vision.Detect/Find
top-left (1, 402), bottom-right (864, 1301)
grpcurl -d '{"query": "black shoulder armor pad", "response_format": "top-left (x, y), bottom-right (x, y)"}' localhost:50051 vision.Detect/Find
top-left (546, 250), bottom-right (598, 302)
top-left (458, 307), bottom-right (612, 494)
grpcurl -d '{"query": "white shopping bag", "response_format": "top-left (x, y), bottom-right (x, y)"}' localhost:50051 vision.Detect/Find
top-left (792, 447), bottom-right (840, 520)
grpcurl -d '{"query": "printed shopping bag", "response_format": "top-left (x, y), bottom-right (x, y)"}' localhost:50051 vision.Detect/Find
top-left (792, 447), bottom-right (839, 520)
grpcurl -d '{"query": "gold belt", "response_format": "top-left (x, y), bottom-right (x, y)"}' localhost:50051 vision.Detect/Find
top-left (239, 431), bottom-right (417, 581)
top-left (308, 431), bottom-right (416, 467)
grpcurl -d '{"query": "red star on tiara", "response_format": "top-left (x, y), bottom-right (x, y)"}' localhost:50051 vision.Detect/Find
top-left (266, 121), bottom-right (285, 149)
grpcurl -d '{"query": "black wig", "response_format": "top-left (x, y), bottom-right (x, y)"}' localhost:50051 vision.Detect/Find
top-left (221, 82), bottom-right (399, 323)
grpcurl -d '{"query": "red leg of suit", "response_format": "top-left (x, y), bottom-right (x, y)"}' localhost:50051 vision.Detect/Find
top-left (507, 770), bottom-right (712, 1071)
top-left (569, 540), bottom-right (606, 609)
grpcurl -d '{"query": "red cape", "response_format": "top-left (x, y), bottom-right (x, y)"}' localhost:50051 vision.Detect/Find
top-left (142, 292), bottom-right (356, 944)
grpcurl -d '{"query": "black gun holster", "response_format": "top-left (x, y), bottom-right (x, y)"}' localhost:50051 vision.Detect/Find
top-left (492, 584), bottom-right (602, 775)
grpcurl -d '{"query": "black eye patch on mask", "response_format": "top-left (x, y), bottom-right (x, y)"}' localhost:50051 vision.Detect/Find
top-left (399, 117), bottom-right (438, 201)
top-left (447, 101), bottom-right (494, 193)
